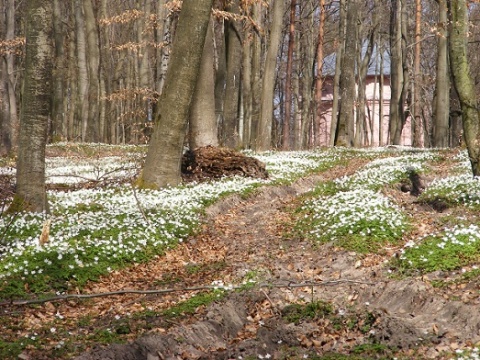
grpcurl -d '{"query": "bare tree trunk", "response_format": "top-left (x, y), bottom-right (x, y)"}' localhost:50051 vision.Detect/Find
top-left (10, 0), bottom-right (53, 213)
top-left (189, 19), bottom-right (218, 149)
top-left (156, 0), bottom-right (171, 97)
top-left (379, 46), bottom-right (385, 145)
top-left (336, 0), bottom-right (358, 147)
top-left (433, 0), bottom-right (450, 148)
top-left (448, 0), bottom-right (480, 175)
top-left (257, 0), bottom-right (285, 151)
top-left (222, 0), bottom-right (242, 148)
top-left (139, 0), bottom-right (213, 189)
top-left (282, 0), bottom-right (296, 150)
top-left (6, 0), bottom-right (17, 148)
top-left (51, 0), bottom-right (67, 141)
top-left (389, 0), bottom-right (408, 145)
top-left (329, 0), bottom-right (346, 146)
top-left (67, 14), bottom-right (77, 141)
top-left (242, 16), bottom-right (253, 148)
top-left (0, 0), bottom-right (10, 155)
top-left (313, 0), bottom-right (326, 149)
top-left (83, 0), bottom-right (100, 142)
top-left (412, 0), bottom-right (423, 147)
top-left (0, 0), bottom-right (18, 154)
top-left (75, 0), bottom-right (89, 141)
top-left (249, 2), bottom-right (263, 149)
top-left (136, 0), bottom-right (151, 143)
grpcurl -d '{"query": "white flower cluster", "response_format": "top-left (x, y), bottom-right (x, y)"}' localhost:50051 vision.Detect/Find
top-left (253, 149), bottom-right (348, 181)
top-left (303, 151), bottom-right (438, 247)
top-left (336, 152), bottom-right (436, 190)
top-left (0, 149), bottom-right (354, 286)
top-left (421, 174), bottom-right (480, 207)
top-left (307, 189), bottom-right (406, 241)
top-left (455, 347), bottom-right (480, 360)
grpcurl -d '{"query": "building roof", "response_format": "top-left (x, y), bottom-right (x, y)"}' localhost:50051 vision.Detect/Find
top-left (322, 41), bottom-right (391, 77)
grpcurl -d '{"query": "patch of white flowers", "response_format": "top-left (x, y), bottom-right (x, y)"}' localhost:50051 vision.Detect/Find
top-left (336, 151), bottom-right (436, 190)
top-left (0, 148), bottom-right (353, 288)
top-left (251, 148), bottom-right (351, 181)
top-left (420, 174), bottom-right (480, 208)
top-left (304, 151), bottom-right (437, 248)
top-left (455, 347), bottom-right (480, 360)
top-left (397, 224), bottom-right (480, 271)
top-left (307, 189), bottom-right (407, 243)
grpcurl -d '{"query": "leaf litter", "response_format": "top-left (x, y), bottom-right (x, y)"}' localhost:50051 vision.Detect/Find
top-left (4, 152), bottom-right (480, 359)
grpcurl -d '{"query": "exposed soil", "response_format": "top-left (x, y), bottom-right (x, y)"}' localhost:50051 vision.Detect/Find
top-left (8, 153), bottom-right (480, 359)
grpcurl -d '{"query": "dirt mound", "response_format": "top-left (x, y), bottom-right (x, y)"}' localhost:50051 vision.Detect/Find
top-left (181, 146), bottom-right (268, 183)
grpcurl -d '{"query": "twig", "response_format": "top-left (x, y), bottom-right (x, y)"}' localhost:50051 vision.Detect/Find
top-left (261, 289), bottom-right (281, 316)
top-left (130, 181), bottom-right (149, 224)
top-left (0, 279), bottom-right (377, 307)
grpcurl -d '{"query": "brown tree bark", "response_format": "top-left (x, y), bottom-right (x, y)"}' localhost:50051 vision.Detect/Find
top-left (189, 19), bottom-right (219, 149)
top-left (10, 0), bottom-right (53, 213)
top-left (83, 0), bottom-right (100, 142)
top-left (336, 0), bottom-right (358, 147)
top-left (389, 0), bottom-right (409, 145)
top-left (0, 0), bottom-right (18, 155)
top-left (313, 0), bottom-right (326, 149)
top-left (448, 0), bottom-right (480, 175)
top-left (297, 0), bottom-right (315, 150)
top-left (75, 0), bottom-right (89, 141)
top-left (355, 35), bottom-right (375, 147)
top-left (222, 0), bottom-right (242, 148)
top-left (433, 0), bottom-right (450, 148)
top-left (412, 0), bottom-right (424, 147)
top-left (257, 0), bottom-right (285, 151)
top-left (249, 2), bottom-right (263, 149)
top-left (329, 0), bottom-right (346, 146)
top-left (51, 0), bottom-right (67, 141)
top-left (139, 0), bottom-right (214, 188)
top-left (282, 0), bottom-right (297, 150)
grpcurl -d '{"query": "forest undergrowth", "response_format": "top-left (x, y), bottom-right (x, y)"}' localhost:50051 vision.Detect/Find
top-left (1, 144), bottom-right (480, 359)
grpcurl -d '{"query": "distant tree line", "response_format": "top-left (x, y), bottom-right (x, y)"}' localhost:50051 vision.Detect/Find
top-left (4, 0), bottom-right (480, 211)
top-left (2, 0), bottom-right (480, 154)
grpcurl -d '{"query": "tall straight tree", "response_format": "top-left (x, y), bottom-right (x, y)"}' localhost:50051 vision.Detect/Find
top-left (282, 0), bottom-right (297, 150)
top-left (389, 0), bottom-right (409, 144)
top-left (0, 0), bottom-right (17, 155)
top-left (433, 0), bottom-right (450, 148)
top-left (448, 0), bottom-right (480, 175)
top-left (336, 0), bottom-right (358, 147)
top-left (313, 0), bottom-right (326, 148)
top-left (139, 0), bottom-right (213, 189)
top-left (222, 0), bottom-right (242, 148)
top-left (257, 0), bottom-right (285, 151)
top-left (189, 19), bottom-right (218, 149)
top-left (412, 0), bottom-right (424, 147)
top-left (329, 0), bottom-right (346, 146)
top-left (10, 0), bottom-right (53, 213)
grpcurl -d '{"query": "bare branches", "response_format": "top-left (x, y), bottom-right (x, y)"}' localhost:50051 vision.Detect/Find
top-left (1, 279), bottom-right (377, 307)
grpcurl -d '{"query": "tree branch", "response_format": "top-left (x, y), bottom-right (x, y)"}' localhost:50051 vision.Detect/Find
top-left (0, 279), bottom-right (375, 306)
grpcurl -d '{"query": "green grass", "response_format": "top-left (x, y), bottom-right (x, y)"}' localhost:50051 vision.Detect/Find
top-left (282, 300), bottom-right (334, 324)
top-left (390, 225), bottom-right (480, 274)
top-left (161, 290), bottom-right (225, 319)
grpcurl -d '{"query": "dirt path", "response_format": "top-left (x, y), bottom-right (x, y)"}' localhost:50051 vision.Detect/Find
top-left (15, 158), bottom-right (480, 359)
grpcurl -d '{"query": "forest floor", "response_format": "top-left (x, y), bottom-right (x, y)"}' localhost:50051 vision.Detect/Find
top-left (5, 150), bottom-right (480, 360)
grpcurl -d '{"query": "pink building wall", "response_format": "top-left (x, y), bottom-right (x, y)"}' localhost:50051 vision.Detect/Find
top-left (318, 76), bottom-right (412, 147)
